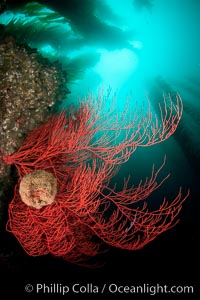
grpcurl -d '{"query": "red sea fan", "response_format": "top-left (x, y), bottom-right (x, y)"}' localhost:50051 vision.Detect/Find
top-left (3, 93), bottom-right (189, 266)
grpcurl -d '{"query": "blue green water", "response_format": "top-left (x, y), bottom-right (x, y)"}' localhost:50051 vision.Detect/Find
top-left (0, 0), bottom-right (199, 199)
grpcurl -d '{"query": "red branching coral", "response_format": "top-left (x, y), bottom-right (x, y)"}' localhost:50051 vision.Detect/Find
top-left (3, 93), bottom-right (189, 266)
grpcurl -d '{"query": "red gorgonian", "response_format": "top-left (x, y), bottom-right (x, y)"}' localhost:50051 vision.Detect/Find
top-left (2, 93), bottom-right (189, 266)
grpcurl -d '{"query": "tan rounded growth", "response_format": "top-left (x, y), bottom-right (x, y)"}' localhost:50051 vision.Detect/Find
top-left (19, 170), bottom-right (57, 209)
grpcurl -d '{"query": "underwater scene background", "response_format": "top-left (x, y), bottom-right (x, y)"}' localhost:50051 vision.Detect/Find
top-left (0, 0), bottom-right (199, 297)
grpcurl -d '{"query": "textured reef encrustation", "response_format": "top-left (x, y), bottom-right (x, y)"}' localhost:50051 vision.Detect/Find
top-left (0, 28), bottom-right (68, 227)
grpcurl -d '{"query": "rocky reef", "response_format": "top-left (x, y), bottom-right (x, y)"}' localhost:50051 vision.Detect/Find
top-left (0, 28), bottom-right (68, 235)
